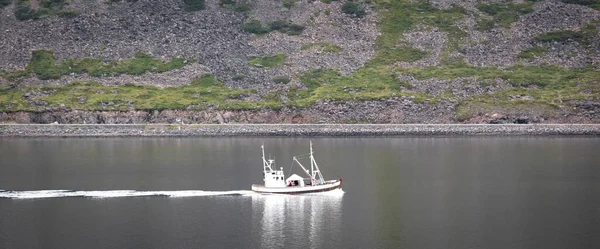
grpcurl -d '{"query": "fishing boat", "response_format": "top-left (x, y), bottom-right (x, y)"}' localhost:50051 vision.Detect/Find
top-left (251, 141), bottom-right (342, 194)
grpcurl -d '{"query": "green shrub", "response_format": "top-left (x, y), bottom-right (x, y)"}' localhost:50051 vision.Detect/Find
top-left (242, 20), bottom-right (305, 35)
top-left (183, 0), bottom-right (205, 12)
top-left (242, 20), bottom-right (270, 34)
top-left (0, 0), bottom-right (11, 8)
top-left (233, 2), bottom-right (250, 12)
top-left (476, 19), bottom-right (496, 31)
top-left (532, 25), bottom-right (596, 47)
top-left (477, 3), bottom-right (506, 15)
top-left (57, 10), bottom-right (78, 18)
top-left (40, 0), bottom-right (67, 9)
top-left (300, 42), bottom-right (343, 53)
top-left (232, 74), bottom-right (245, 81)
top-left (476, 2), bottom-right (533, 30)
top-left (191, 74), bottom-right (219, 87)
top-left (248, 54), bottom-right (286, 68)
top-left (14, 0), bottom-right (78, 20)
top-left (534, 25), bottom-right (596, 46)
top-left (221, 0), bottom-right (251, 13)
top-left (269, 20), bottom-right (287, 31)
top-left (536, 30), bottom-right (580, 43)
top-left (283, 0), bottom-right (295, 9)
top-left (517, 46), bottom-right (548, 59)
top-left (15, 1), bottom-right (39, 20)
top-left (298, 69), bottom-right (339, 90)
top-left (269, 21), bottom-right (305, 35)
top-left (272, 76), bottom-right (291, 84)
top-left (341, 2), bottom-right (366, 18)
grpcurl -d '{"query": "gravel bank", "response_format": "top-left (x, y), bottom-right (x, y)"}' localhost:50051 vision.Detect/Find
top-left (1, 124), bottom-right (599, 137)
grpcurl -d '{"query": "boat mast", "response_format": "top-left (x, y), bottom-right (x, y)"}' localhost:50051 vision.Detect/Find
top-left (310, 141), bottom-right (325, 184)
top-left (262, 144), bottom-right (274, 172)
top-left (291, 141), bottom-right (325, 185)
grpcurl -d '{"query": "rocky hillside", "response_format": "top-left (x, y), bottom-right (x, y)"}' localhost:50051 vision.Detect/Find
top-left (0, 0), bottom-right (599, 124)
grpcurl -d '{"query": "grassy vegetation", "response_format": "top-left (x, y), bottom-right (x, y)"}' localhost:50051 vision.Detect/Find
top-left (0, 50), bottom-right (192, 81)
top-left (369, 0), bottom-right (467, 66)
top-left (517, 46), bottom-right (548, 59)
top-left (0, 75), bottom-right (284, 112)
top-left (398, 64), bottom-right (600, 120)
top-left (14, 0), bottom-right (78, 21)
top-left (283, 0), bottom-right (295, 9)
top-left (248, 54), bottom-right (286, 68)
top-left (220, 0), bottom-right (250, 13)
top-left (534, 24), bottom-right (597, 45)
top-left (475, 2), bottom-right (534, 30)
top-left (300, 42), bottom-right (343, 53)
top-left (272, 76), bottom-right (291, 84)
top-left (2, 0), bottom-right (598, 119)
top-left (269, 20), bottom-right (305, 35)
top-left (341, 1), bottom-right (366, 18)
top-left (182, 0), bottom-right (205, 12)
top-left (277, 0), bottom-right (598, 112)
top-left (453, 80), bottom-right (599, 121)
top-left (0, 69), bottom-right (30, 81)
top-left (475, 19), bottom-right (495, 31)
top-left (231, 74), bottom-right (245, 81)
top-left (242, 20), bottom-right (305, 35)
top-left (536, 30), bottom-right (583, 43)
top-left (285, 67), bottom-right (429, 108)
top-left (397, 64), bottom-right (600, 88)
top-left (241, 20), bottom-right (270, 34)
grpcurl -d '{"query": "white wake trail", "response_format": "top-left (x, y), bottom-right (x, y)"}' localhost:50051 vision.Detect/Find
top-left (0, 190), bottom-right (257, 199)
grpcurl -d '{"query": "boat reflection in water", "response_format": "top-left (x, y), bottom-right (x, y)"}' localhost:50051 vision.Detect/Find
top-left (251, 190), bottom-right (344, 249)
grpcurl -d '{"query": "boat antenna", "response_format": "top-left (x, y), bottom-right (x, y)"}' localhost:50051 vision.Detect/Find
top-left (310, 140), bottom-right (314, 178)
top-left (261, 144), bottom-right (265, 164)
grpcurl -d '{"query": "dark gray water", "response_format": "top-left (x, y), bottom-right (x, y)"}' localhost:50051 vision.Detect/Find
top-left (0, 137), bottom-right (599, 249)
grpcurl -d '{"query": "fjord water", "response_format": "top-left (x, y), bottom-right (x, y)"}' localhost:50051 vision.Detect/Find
top-left (0, 137), bottom-right (599, 249)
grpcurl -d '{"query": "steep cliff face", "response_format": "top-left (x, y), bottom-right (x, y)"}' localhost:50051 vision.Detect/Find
top-left (1, 0), bottom-right (599, 124)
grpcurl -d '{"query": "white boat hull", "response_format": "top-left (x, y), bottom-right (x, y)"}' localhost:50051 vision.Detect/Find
top-left (252, 179), bottom-right (342, 194)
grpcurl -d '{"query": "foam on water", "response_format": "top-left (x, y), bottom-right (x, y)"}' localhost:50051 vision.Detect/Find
top-left (0, 190), bottom-right (257, 199)
top-left (0, 189), bottom-right (345, 199)
top-left (306, 188), bottom-right (345, 196)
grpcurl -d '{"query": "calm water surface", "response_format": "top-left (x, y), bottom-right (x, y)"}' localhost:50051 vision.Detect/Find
top-left (0, 137), bottom-right (599, 249)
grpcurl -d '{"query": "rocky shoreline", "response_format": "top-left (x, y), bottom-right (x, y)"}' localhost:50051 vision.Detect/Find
top-left (1, 124), bottom-right (599, 137)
